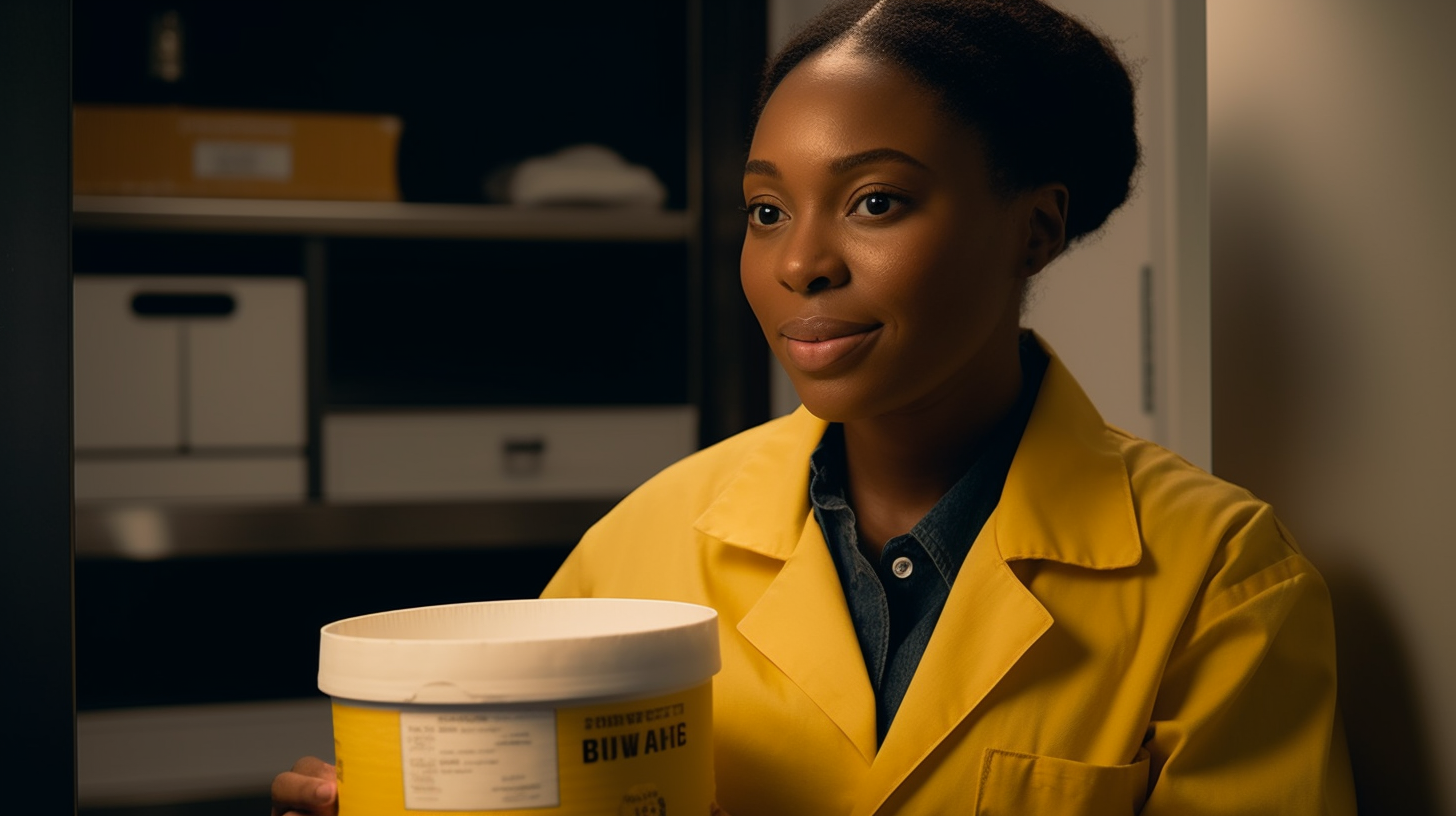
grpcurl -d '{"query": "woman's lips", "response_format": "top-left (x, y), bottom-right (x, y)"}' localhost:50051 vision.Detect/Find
top-left (778, 316), bottom-right (882, 373)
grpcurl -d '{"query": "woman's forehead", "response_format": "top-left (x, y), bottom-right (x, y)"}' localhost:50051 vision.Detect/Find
top-left (749, 47), bottom-right (983, 178)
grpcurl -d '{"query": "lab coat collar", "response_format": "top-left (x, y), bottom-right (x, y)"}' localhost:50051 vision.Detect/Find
top-left (994, 337), bottom-right (1142, 569)
top-left (693, 333), bottom-right (1142, 572)
top-left (691, 407), bottom-right (823, 561)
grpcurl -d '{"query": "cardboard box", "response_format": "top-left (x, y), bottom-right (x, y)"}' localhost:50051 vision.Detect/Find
top-left (74, 105), bottom-right (401, 201)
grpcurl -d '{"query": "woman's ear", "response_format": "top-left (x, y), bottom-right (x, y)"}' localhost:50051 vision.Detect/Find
top-left (1024, 183), bottom-right (1069, 276)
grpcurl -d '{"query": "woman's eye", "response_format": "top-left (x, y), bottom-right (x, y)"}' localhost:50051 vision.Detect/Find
top-left (748, 204), bottom-right (784, 227)
top-left (852, 192), bottom-right (899, 217)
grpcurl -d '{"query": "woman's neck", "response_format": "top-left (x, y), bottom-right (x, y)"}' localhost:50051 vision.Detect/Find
top-left (839, 339), bottom-right (1024, 557)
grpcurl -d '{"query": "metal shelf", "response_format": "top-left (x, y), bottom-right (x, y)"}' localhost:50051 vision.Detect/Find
top-left (74, 498), bottom-right (617, 560)
top-left (72, 195), bottom-right (694, 242)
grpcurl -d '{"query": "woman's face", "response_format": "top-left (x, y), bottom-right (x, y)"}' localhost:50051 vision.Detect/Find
top-left (741, 48), bottom-right (1056, 424)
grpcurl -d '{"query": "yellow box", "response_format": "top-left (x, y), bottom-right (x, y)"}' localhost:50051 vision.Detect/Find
top-left (74, 105), bottom-right (401, 201)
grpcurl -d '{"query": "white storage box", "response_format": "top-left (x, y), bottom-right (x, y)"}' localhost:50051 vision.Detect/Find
top-left (73, 275), bottom-right (306, 502)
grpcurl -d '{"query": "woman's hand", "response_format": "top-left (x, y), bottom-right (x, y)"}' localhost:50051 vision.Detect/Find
top-left (270, 756), bottom-right (338, 816)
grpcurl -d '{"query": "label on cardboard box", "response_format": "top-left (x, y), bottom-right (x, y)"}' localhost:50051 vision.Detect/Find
top-left (74, 105), bottom-right (401, 201)
top-left (192, 141), bottom-right (293, 181)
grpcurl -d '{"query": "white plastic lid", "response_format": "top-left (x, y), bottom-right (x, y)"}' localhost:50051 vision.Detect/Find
top-left (318, 598), bottom-right (720, 705)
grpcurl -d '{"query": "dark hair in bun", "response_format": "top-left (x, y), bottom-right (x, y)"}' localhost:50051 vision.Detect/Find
top-left (757, 0), bottom-right (1141, 242)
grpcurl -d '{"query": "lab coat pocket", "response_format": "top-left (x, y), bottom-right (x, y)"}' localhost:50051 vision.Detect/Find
top-left (974, 747), bottom-right (1150, 816)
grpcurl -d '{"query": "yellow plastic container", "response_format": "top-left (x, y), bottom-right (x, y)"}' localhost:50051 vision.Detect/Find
top-left (319, 598), bottom-right (720, 816)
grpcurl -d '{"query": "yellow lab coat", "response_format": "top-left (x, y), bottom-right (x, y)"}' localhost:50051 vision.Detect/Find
top-left (543, 341), bottom-right (1356, 815)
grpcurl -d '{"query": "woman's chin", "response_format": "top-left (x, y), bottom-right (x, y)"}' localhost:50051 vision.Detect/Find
top-left (790, 385), bottom-right (875, 425)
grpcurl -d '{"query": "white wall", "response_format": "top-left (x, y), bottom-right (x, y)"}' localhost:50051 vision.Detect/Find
top-left (1209, 2), bottom-right (1456, 812)
top-left (769, 0), bottom-right (829, 51)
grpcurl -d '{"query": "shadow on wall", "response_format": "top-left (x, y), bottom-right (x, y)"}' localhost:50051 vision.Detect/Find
top-left (1321, 561), bottom-right (1443, 815)
top-left (1210, 133), bottom-right (1443, 816)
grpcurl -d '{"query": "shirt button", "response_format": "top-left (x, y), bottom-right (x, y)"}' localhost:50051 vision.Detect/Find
top-left (891, 556), bottom-right (914, 579)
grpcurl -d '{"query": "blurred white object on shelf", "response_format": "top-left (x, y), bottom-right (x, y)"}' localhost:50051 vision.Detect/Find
top-left (491, 144), bottom-right (667, 207)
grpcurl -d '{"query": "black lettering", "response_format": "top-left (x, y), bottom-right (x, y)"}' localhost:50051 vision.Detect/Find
top-left (620, 732), bottom-right (640, 758)
top-left (644, 728), bottom-right (659, 753)
top-left (583, 739), bottom-right (599, 764)
top-left (676, 721), bottom-right (687, 747)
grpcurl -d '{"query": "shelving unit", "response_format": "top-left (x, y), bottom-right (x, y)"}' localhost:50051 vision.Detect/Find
top-left (70, 14), bottom-right (772, 805)
top-left (67, 4), bottom-right (777, 811)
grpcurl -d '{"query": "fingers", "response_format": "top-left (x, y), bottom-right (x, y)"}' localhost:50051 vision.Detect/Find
top-left (270, 757), bottom-right (337, 816)
top-left (269, 774), bottom-right (335, 816)
top-left (292, 755), bottom-right (338, 781)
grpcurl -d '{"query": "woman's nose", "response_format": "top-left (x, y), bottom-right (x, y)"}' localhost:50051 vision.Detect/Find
top-left (779, 219), bottom-right (848, 294)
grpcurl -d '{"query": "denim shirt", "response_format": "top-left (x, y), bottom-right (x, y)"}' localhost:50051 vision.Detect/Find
top-left (809, 337), bottom-right (1049, 745)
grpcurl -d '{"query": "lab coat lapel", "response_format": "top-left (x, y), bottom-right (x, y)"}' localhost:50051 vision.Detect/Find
top-left (737, 510), bottom-right (881, 763)
top-left (854, 342), bottom-right (1142, 814)
top-left (854, 524), bottom-right (1052, 815)
top-left (694, 407), bottom-right (880, 763)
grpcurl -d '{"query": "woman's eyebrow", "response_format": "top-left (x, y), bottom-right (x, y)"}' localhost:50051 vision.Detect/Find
top-left (829, 147), bottom-right (928, 175)
top-left (743, 148), bottom-right (929, 179)
top-left (744, 159), bottom-right (780, 178)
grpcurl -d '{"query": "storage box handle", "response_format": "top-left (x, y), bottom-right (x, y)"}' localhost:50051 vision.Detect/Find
top-left (502, 436), bottom-right (546, 477)
top-left (131, 292), bottom-right (236, 317)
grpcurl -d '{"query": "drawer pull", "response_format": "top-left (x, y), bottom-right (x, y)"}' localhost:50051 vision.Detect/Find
top-left (502, 437), bottom-right (546, 477)
top-left (131, 292), bottom-right (236, 317)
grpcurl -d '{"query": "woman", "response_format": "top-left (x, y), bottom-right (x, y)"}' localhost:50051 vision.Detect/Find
top-left (275, 1), bottom-right (1355, 813)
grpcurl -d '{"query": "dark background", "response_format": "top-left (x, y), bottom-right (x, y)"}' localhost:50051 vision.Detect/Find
top-left (1, 2), bottom-right (74, 814)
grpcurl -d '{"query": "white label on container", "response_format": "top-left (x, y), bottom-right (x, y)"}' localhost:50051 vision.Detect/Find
top-left (399, 710), bottom-right (559, 811)
top-left (192, 141), bottom-right (292, 181)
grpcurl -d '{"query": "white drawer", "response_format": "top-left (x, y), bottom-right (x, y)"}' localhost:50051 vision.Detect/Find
top-left (324, 406), bottom-right (698, 501)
